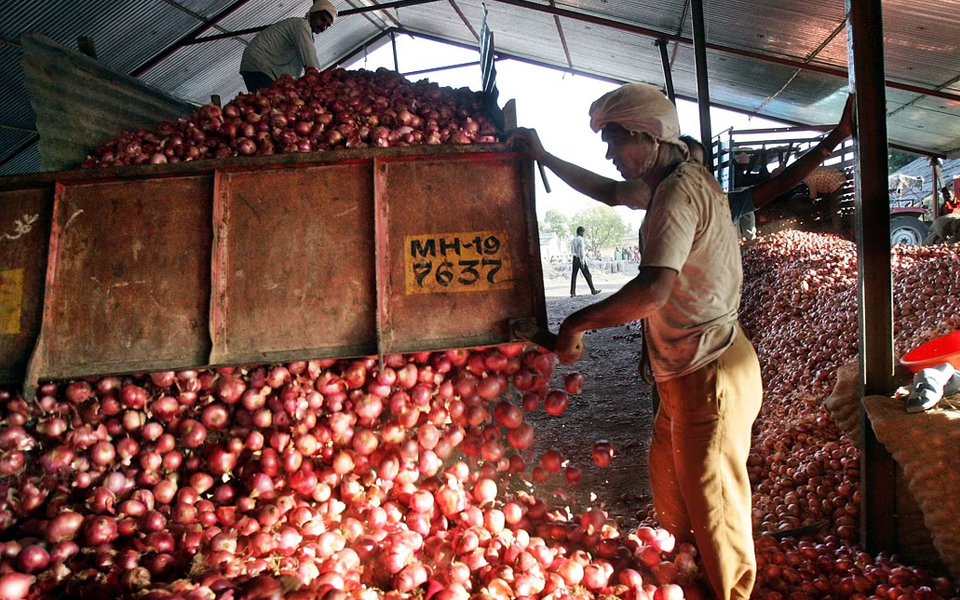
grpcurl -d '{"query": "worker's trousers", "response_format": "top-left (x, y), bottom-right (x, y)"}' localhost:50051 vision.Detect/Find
top-left (570, 256), bottom-right (597, 295)
top-left (649, 326), bottom-right (762, 600)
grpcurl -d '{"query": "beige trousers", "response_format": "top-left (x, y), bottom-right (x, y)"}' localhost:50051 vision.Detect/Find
top-left (649, 326), bottom-right (762, 600)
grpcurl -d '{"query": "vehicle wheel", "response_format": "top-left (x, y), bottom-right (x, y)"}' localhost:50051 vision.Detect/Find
top-left (890, 216), bottom-right (928, 246)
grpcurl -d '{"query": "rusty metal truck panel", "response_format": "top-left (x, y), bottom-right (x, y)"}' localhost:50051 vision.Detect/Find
top-left (0, 145), bottom-right (545, 383)
top-left (211, 163), bottom-right (378, 366)
top-left (375, 153), bottom-right (545, 353)
top-left (0, 187), bottom-right (50, 381)
top-left (36, 176), bottom-right (213, 379)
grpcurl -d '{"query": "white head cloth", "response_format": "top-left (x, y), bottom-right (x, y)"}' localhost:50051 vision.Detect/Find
top-left (589, 83), bottom-right (686, 153)
top-left (309, 0), bottom-right (338, 21)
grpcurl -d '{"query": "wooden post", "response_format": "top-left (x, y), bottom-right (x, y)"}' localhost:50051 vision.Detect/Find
top-left (846, 0), bottom-right (897, 554)
top-left (690, 0), bottom-right (713, 167)
top-left (655, 39), bottom-right (676, 105)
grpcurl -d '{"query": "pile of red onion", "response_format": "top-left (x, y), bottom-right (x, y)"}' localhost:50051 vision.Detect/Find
top-left (0, 347), bottom-right (721, 600)
top-left (0, 230), bottom-right (956, 600)
top-left (82, 67), bottom-right (500, 168)
top-left (739, 231), bottom-right (960, 594)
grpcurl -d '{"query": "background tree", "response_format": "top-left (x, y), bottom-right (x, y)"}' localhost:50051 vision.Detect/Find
top-left (539, 209), bottom-right (570, 239)
top-left (888, 149), bottom-right (917, 175)
top-left (573, 205), bottom-right (629, 254)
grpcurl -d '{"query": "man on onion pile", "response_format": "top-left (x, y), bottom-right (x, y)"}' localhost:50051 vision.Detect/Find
top-left (238, 0), bottom-right (337, 93)
top-left (510, 84), bottom-right (763, 600)
top-left (924, 213), bottom-right (960, 245)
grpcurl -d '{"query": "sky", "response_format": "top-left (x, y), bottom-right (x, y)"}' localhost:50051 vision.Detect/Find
top-left (346, 35), bottom-right (784, 231)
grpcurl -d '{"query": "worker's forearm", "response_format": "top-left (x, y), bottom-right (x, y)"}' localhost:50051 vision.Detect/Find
top-left (751, 125), bottom-right (850, 210)
top-left (540, 152), bottom-right (619, 206)
top-left (752, 146), bottom-right (828, 208)
top-left (561, 274), bottom-right (667, 334)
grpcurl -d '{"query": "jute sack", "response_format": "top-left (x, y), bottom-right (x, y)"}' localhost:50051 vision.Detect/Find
top-left (862, 395), bottom-right (960, 579)
top-left (824, 361), bottom-right (861, 447)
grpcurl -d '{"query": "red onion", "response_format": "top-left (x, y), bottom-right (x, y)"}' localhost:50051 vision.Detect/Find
top-left (0, 573), bottom-right (35, 600)
top-left (84, 515), bottom-right (118, 545)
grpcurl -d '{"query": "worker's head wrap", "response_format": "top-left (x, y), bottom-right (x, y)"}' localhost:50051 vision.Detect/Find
top-left (589, 83), bottom-right (687, 155)
top-left (309, 0), bottom-right (338, 21)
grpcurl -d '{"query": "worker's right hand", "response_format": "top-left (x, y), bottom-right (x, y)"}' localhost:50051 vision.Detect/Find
top-left (555, 328), bottom-right (585, 365)
top-left (506, 128), bottom-right (548, 163)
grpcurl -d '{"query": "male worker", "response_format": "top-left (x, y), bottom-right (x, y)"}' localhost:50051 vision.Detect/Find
top-left (510, 84), bottom-right (762, 600)
top-left (924, 213), bottom-right (960, 245)
top-left (682, 94), bottom-right (854, 239)
top-left (570, 226), bottom-right (601, 297)
top-left (239, 0), bottom-right (338, 93)
top-left (939, 186), bottom-right (960, 216)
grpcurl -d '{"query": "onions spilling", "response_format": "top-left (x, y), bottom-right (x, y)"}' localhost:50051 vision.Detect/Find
top-left (0, 231), bottom-right (955, 599)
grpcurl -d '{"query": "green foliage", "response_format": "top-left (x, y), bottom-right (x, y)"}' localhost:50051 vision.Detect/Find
top-left (888, 149), bottom-right (918, 175)
top-left (539, 209), bottom-right (570, 239)
top-left (573, 205), bottom-right (629, 253)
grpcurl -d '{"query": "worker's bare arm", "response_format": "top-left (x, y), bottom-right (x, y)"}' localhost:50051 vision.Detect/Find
top-left (507, 128), bottom-right (620, 206)
top-left (750, 94), bottom-right (854, 210)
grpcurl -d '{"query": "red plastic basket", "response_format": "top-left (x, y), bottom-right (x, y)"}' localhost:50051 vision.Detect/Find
top-left (900, 330), bottom-right (960, 373)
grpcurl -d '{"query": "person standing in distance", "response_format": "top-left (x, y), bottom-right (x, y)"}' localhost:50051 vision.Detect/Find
top-left (239, 0), bottom-right (338, 93)
top-left (570, 226), bottom-right (601, 297)
top-left (510, 83), bottom-right (762, 600)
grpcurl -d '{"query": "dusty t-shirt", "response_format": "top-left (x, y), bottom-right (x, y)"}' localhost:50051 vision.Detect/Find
top-left (639, 162), bottom-right (742, 381)
top-left (240, 18), bottom-right (319, 80)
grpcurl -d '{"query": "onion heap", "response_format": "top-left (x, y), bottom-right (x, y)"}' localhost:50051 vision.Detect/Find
top-left (739, 231), bottom-right (960, 597)
top-left (82, 67), bottom-right (500, 168)
top-left (0, 230), bottom-right (955, 600)
top-left (0, 347), bottom-right (722, 600)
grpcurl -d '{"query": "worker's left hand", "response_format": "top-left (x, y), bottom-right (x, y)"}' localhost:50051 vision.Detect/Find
top-left (506, 128), bottom-right (547, 163)
top-left (555, 327), bottom-right (585, 365)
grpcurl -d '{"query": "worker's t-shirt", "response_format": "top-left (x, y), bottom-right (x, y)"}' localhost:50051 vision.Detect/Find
top-left (640, 162), bottom-right (742, 381)
top-left (240, 18), bottom-right (320, 80)
top-left (927, 213), bottom-right (960, 244)
top-left (616, 175), bottom-right (759, 229)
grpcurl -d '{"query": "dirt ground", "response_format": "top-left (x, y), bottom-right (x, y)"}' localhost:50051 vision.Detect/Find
top-left (514, 267), bottom-right (656, 525)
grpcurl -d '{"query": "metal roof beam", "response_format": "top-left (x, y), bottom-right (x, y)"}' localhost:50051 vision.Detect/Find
top-left (690, 0), bottom-right (713, 164)
top-left (347, 0), bottom-right (405, 31)
top-left (548, 0), bottom-right (573, 70)
top-left (403, 60), bottom-right (480, 77)
top-left (0, 124), bottom-right (37, 134)
top-left (180, 0), bottom-right (441, 45)
top-left (131, 0), bottom-right (257, 77)
top-left (0, 136), bottom-right (38, 170)
top-left (489, 0), bottom-right (960, 105)
top-left (752, 22), bottom-right (845, 116)
top-left (448, 0), bottom-right (480, 42)
top-left (332, 28), bottom-right (396, 69)
top-left (655, 39), bottom-right (675, 103)
top-left (157, 0), bottom-right (242, 42)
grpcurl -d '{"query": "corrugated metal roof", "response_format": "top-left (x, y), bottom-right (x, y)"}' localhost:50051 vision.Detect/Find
top-left (3, 0), bottom-right (960, 174)
top-left (895, 154), bottom-right (960, 205)
top-left (0, 43), bottom-right (35, 132)
top-left (0, 129), bottom-right (36, 169)
top-left (0, 142), bottom-right (40, 177)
